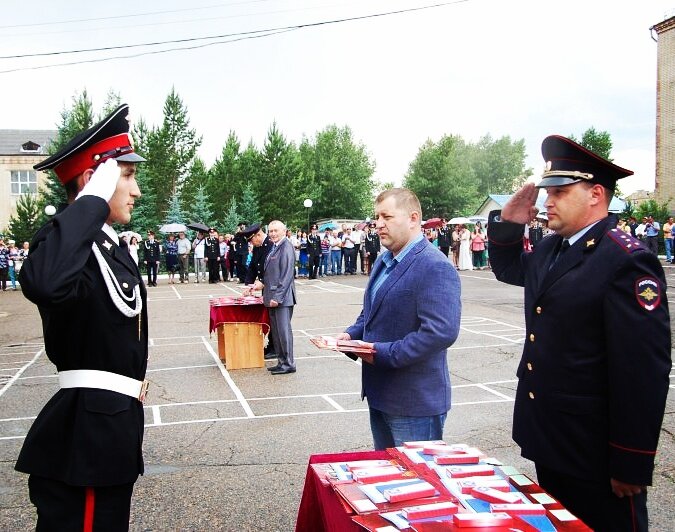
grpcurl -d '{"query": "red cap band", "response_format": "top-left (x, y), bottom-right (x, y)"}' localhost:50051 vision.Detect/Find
top-left (53, 133), bottom-right (134, 184)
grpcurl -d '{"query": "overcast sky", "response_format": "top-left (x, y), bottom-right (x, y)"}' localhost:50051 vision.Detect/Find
top-left (2, 0), bottom-right (673, 196)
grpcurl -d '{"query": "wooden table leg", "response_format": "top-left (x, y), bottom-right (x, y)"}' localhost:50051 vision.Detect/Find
top-left (217, 325), bottom-right (225, 361)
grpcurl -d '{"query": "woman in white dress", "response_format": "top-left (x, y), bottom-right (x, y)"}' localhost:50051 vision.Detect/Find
top-left (457, 225), bottom-right (473, 271)
top-left (128, 236), bottom-right (140, 265)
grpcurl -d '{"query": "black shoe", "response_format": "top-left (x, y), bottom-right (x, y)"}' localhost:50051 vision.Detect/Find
top-left (267, 365), bottom-right (282, 372)
top-left (264, 352), bottom-right (277, 360)
top-left (270, 367), bottom-right (296, 375)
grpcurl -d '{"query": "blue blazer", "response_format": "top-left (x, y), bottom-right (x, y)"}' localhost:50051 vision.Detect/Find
top-left (346, 237), bottom-right (461, 417)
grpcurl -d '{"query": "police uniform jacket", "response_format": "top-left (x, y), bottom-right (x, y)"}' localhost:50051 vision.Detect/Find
top-left (245, 236), bottom-right (273, 285)
top-left (205, 236), bottom-right (219, 260)
top-left (306, 234), bottom-right (322, 257)
top-left (143, 239), bottom-right (160, 262)
top-left (437, 226), bottom-right (451, 248)
top-left (365, 233), bottom-right (380, 255)
top-left (488, 213), bottom-right (671, 486)
top-left (16, 196), bottom-right (148, 487)
top-left (234, 233), bottom-right (248, 258)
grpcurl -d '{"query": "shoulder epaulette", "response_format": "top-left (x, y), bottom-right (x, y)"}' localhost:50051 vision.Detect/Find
top-left (606, 228), bottom-right (645, 254)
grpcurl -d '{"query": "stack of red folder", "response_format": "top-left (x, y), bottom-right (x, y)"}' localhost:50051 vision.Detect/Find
top-left (310, 335), bottom-right (375, 354)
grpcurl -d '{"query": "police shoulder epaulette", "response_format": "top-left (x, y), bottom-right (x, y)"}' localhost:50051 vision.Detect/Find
top-left (606, 228), bottom-right (645, 253)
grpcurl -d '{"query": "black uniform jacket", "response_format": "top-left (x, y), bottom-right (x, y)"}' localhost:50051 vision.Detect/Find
top-left (245, 236), bottom-right (273, 285)
top-left (306, 234), bottom-right (322, 257)
top-left (143, 239), bottom-right (160, 262)
top-left (488, 213), bottom-right (671, 486)
top-left (365, 233), bottom-right (380, 255)
top-left (16, 196), bottom-right (148, 487)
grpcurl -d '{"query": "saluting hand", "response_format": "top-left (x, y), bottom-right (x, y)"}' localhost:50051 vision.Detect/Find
top-left (501, 182), bottom-right (539, 224)
top-left (76, 159), bottom-right (120, 203)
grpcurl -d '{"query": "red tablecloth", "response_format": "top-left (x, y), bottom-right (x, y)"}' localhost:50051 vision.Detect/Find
top-left (295, 451), bottom-right (390, 532)
top-left (209, 301), bottom-right (270, 333)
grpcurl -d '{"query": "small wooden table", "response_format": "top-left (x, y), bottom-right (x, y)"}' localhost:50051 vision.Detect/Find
top-left (209, 296), bottom-right (270, 369)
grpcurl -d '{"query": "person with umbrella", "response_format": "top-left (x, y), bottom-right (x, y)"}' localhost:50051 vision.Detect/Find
top-left (164, 233), bottom-right (179, 284)
top-left (176, 231), bottom-right (191, 282)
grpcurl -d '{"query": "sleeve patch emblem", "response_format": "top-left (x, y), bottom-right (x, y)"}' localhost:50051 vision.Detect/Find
top-left (635, 277), bottom-right (661, 311)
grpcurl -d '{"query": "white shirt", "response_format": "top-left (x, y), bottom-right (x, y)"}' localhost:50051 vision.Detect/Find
top-left (193, 238), bottom-right (205, 259)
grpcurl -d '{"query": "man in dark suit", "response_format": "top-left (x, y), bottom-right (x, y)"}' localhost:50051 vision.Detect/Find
top-left (143, 230), bottom-right (160, 286)
top-left (437, 219), bottom-right (451, 257)
top-left (337, 189), bottom-right (461, 449)
top-left (17, 104), bottom-right (148, 531)
top-left (488, 135), bottom-right (671, 531)
top-left (233, 223), bottom-right (249, 283)
top-left (306, 224), bottom-right (322, 279)
top-left (261, 220), bottom-right (297, 375)
top-left (242, 223), bottom-right (276, 361)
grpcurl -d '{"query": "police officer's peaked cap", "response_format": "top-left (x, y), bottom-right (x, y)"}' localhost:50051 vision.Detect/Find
top-left (536, 135), bottom-right (633, 190)
top-left (241, 223), bottom-right (262, 239)
top-left (34, 104), bottom-right (146, 185)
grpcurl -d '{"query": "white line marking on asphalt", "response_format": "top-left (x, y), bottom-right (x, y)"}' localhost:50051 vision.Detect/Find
top-left (321, 395), bottom-right (345, 411)
top-left (152, 405), bottom-right (162, 425)
top-left (200, 336), bottom-right (255, 418)
top-left (170, 286), bottom-right (182, 299)
top-left (0, 348), bottom-right (43, 399)
top-left (474, 383), bottom-right (515, 401)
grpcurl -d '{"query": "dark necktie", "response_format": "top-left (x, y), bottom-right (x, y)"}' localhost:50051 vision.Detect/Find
top-left (549, 239), bottom-right (570, 270)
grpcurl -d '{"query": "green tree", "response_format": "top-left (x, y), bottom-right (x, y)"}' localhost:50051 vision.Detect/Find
top-left (181, 157), bottom-right (209, 212)
top-left (127, 163), bottom-right (159, 234)
top-left (634, 199), bottom-right (670, 224)
top-left (164, 191), bottom-right (186, 224)
top-left (143, 88), bottom-right (202, 221)
top-left (208, 132), bottom-right (243, 210)
top-left (570, 127), bottom-right (613, 161)
top-left (188, 185), bottom-right (216, 229)
top-left (40, 90), bottom-right (95, 210)
top-left (221, 197), bottom-right (240, 234)
top-left (238, 183), bottom-right (262, 226)
top-left (7, 193), bottom-right (45, 244)
top-left (470, 134), bottom-right (529, 196)
top-left (298, 125), bottom-right (375, 221)
top-left (255, 123), bottom-right (303, 226)
top-left (404, 135), bottom-right (480, 218)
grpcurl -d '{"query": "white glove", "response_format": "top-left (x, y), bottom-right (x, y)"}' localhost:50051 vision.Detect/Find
top-left (76, 159), bottom-right (120, 202)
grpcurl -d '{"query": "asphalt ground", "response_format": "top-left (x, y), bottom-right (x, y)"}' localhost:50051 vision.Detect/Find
top-left (0, 266), bottom-right (673, 531)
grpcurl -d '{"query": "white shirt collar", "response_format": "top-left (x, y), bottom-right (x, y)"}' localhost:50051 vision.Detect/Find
top-left (102, 223), bottom-right (120, 245)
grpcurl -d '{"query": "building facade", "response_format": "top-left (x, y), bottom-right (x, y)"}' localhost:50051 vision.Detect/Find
top-left (0, 130), bottom-right (55, 231)
top-left (652, 14), bottom-right (675, 211)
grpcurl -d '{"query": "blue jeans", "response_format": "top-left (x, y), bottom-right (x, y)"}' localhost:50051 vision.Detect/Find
top-left (320, 254), bottom-right (329, 275)
top-left (8, 265), bottom-right (16, 289)
top-left (665, 237), bottom-right (673, 262)
top-left (330, 250), bottom-right (342, 274)
top-left (369, 407), bottom-right (447, 450)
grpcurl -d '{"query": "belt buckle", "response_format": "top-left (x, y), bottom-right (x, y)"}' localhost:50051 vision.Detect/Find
top-left (138, 380), bottom-right (150, 402)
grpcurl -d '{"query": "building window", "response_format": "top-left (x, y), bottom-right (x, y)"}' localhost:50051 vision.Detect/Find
top-left (10, 170), bottom-right (38, 195)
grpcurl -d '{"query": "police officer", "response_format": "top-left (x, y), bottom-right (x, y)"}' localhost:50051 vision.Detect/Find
top-left (306, 224), bottom-right (322, 279)
top-left (241, 223), bottom-right (276, 361)
top-left (204, 227), bottom-right (220, 283)
top-left (488, 135), bottom-right (671, 531)
top-left (233, 223), bottom-right (249, 283)
top-left (143, 230), bottom-right (161, 286)
top-left (17, 104), bottom-right (148, 530)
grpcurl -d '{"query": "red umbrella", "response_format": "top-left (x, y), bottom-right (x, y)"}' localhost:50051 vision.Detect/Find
top-left (422, 217), bottom-right (443, 229)
top-left (355, 221), bottom-right (369, 230)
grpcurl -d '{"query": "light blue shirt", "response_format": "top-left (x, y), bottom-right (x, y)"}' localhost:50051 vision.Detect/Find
top-left (370, 233), bottom-right (424, 303)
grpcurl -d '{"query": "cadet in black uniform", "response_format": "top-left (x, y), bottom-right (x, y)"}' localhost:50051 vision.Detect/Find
top-left (17, 104), bottom-right (148, 531)
top-left (204, 228), bottom-right (220, 283)
top-left (436, 219), bottom-right (451, 257)
top-left (306, 224), bottom-right (322, 279)
top-left (488, 135), bottom-right (671, 531)
top-left (233, 223), bottom-right (249, 283)
top-left (241, 223), bottom-right (276, 361)
top-left (142, 231), bottom-right (160, 286)
top-left (363, 222), bottom-right (380, 274)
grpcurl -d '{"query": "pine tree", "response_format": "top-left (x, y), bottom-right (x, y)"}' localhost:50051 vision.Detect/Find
top-left (221, 197), bottom-right (240, 234)
top-left (164, 191), bottom-right (186, 224)
top-left (188, 185), bottom-right (216, 229)
top-left (7, 193), bottom-right (45, 244)
top-left (181, 157), bottom-right (209, 214)
top-left (239, 183), bottom-right (262, 225)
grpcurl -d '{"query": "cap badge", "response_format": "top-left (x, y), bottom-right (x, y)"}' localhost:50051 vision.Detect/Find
top-left (635, 277), bottom-right (661, 311)
top-left (545, 161), bottom-right (552, 172)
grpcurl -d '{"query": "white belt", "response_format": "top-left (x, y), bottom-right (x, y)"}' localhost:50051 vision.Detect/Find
top-left (59, 370), bottom-right (149, 402)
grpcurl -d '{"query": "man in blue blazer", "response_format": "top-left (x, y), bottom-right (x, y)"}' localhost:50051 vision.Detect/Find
top-left (338, 188), bottom-right (461, 449)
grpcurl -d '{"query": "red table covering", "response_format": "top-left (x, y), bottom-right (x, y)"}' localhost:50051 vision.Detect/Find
top-left (209, 297), bottom-right (270, 333)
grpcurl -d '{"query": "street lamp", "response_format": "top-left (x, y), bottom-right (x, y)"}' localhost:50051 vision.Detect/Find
top-left (303, 198), bottom-right (313, 232)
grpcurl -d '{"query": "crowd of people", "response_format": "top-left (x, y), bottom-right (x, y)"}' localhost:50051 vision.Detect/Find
top-left (0, 238), bottom-right (29, 291)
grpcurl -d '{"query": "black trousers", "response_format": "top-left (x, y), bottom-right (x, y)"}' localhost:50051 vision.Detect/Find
top-left (29, 475), bottom-right (134, 532)
top-left (535, 463), bottom-right (648, 532)
top-left (207, 257), bottom-right (220, 283)
top-left (145, 261), bottom-right (158, 285)
top-left (308, 254), bottom-right (320, 279)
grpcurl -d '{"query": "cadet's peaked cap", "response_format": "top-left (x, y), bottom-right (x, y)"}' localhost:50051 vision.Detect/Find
top-left (241, 223), bottom-right (262, 239)
top-left (34, 104), bottom-right (146, 185)
top-left (536, 135), bottom-right (633, 190)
